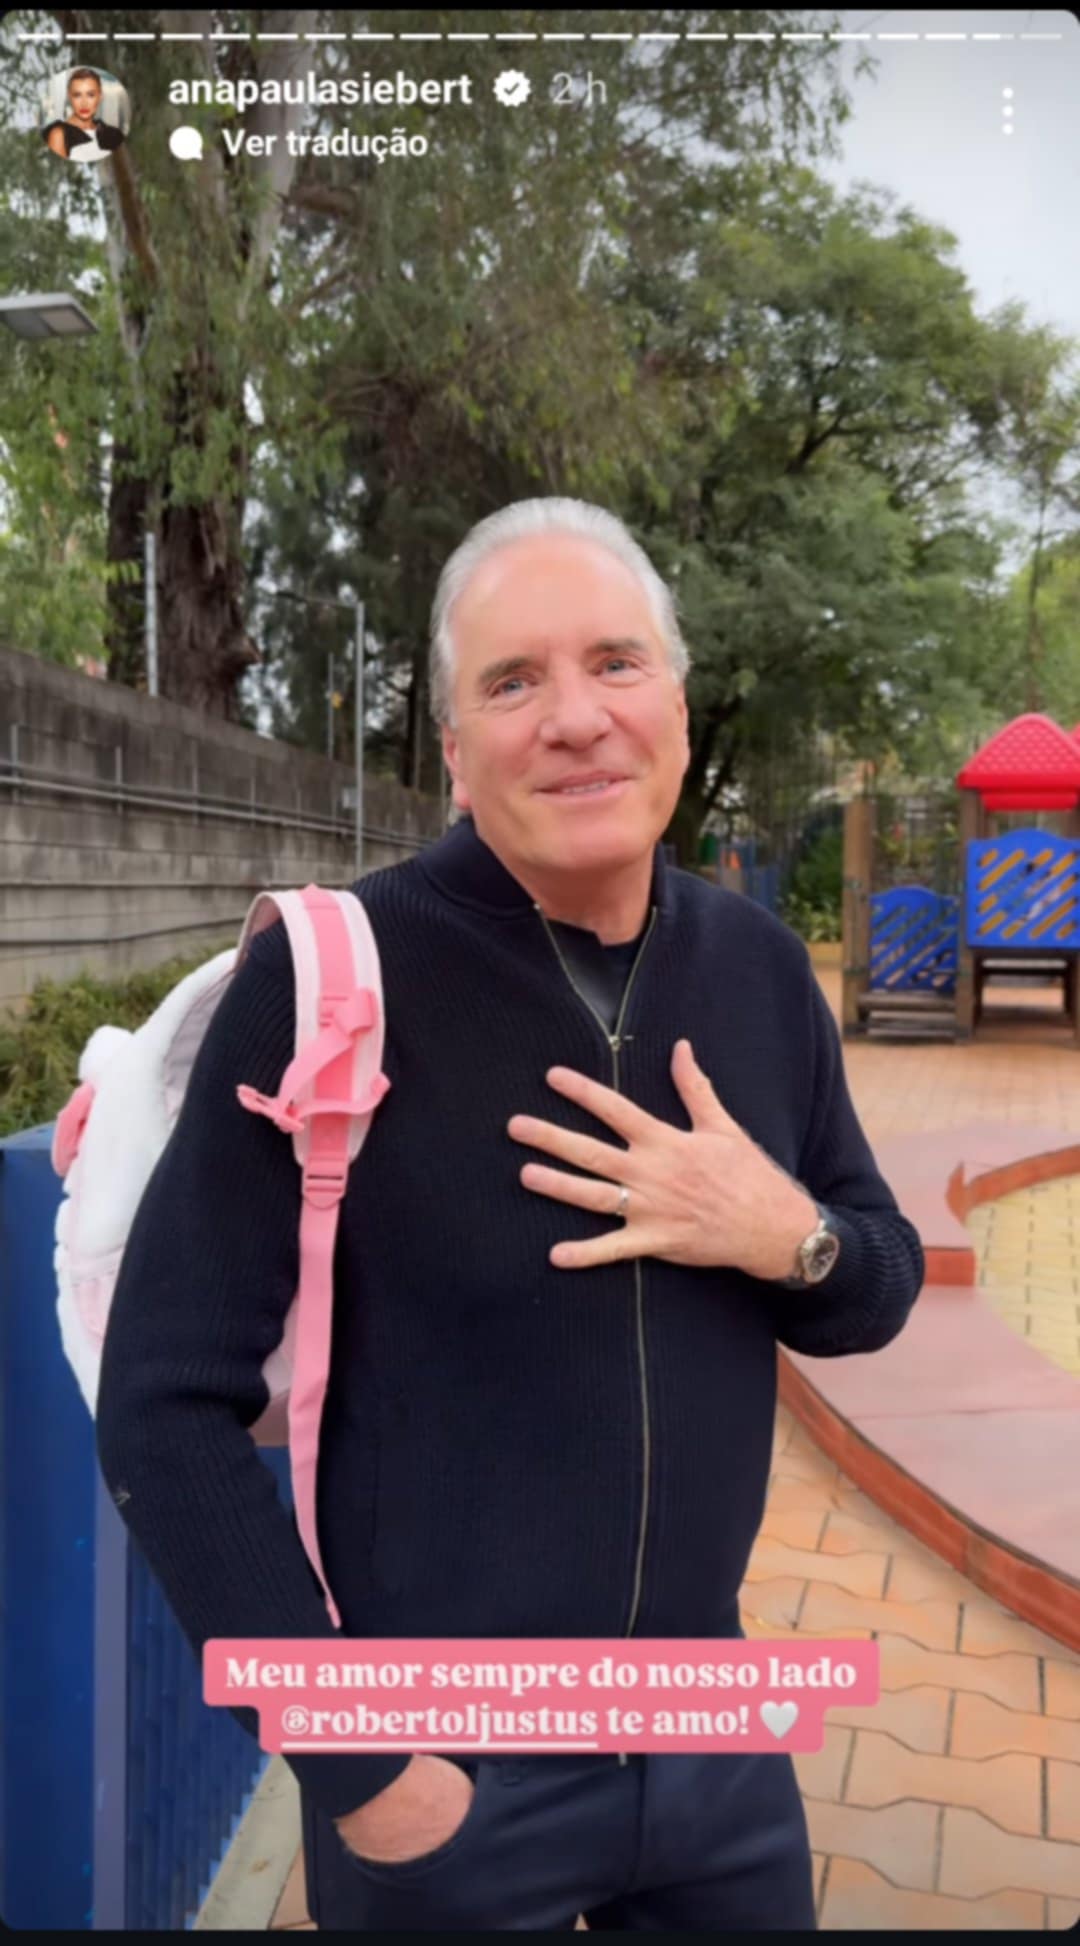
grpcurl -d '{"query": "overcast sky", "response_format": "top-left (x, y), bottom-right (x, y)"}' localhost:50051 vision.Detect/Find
top-left (820, 8), bottom-right (1080, 336)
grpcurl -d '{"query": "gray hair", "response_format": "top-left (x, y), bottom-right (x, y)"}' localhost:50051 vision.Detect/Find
top-left (428, 497), bottom-right (691, 727)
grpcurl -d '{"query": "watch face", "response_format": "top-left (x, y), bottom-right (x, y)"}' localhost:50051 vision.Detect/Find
top-left (803, 1231), bottom-right (840, 1283)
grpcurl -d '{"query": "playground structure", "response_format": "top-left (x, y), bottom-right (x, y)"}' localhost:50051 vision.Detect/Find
top-left (842, 714), bottom-right (1080, 1043)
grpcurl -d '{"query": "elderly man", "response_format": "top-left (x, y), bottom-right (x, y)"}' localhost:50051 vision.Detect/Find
top-left (97, 498), bottom-right (924, 1932)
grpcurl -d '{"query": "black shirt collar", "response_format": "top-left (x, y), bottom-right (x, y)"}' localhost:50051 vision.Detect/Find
top-left (416, 812), bottom-right (671, 922)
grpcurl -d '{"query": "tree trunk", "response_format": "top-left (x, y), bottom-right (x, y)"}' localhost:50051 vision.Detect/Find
top-left (104, 446), bottom-right (148, 688)
top-left (666, 791), bottom-right (706, 867)
top-left (668, 701), bottom-right (743, 866)
top-left (411, 663), bottom-right (424, 791)
top-left (402, 647), bottom-right (422, 788)
top-left (1024, 487), bottom-right (1047, 712)
top-left (55, 5), bottom-right (319, 712)
top-left (156, 492), bottom-right (259, 715)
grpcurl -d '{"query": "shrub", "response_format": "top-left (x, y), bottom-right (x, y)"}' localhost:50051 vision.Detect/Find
top-left (780, 894), bottom-right (842, 944)
top-left (0, 946), bottom-right (233, 1139)
top-left (781, 819), bottom-right (843, 942)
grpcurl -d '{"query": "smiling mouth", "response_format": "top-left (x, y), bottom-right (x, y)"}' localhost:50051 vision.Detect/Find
top-left (541, 778), bottom-right (628, 799)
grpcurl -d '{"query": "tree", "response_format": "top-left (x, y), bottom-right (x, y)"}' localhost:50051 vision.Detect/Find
top-left (2, 7), bottom-right (340, 708)
top-left (0, 108), bottom-right (112, 668)
top-left (606, 166), bottom-right (1074, 854)
top-left (1, 5), bottom-right (851, 717)
top-left (997, 536), bottom-right (1080, 730)
top-left (242, 6), bottom-right (857, 774)
top-left (1004, 358), bottom-right (1080, 711)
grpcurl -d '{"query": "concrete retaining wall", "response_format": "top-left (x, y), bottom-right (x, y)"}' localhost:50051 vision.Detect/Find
top-left (0, 647), bottom-right (445, 1011)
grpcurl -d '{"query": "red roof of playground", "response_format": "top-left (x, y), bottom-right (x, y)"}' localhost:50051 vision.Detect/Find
top-left (956, 713), bottom-right (1080, 804)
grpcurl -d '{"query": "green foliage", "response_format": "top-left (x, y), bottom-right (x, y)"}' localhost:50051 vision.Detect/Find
top-left (0, 101), bottom-right (117, 664)
top-left (786, 822), bottom-right (844, 911)
top-left (0, 948), bottom-right (234, 1138)
top-left (780, 821), bottom-right (843, 940)
top-left (780, 894), bottom-right (842, 944)
top-left (998, 538), bottom-right (1080, 726)
top-left (626, 166), bottom-right (1075, 799)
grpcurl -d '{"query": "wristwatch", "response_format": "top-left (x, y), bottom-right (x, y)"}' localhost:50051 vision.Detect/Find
top-left (778, 1203), bottom-right (841, 1287)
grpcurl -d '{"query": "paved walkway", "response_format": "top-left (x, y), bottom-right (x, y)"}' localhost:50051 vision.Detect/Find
top-left (269, 966), bottom-right (1080, 1931)
top-left (968, 1176), bottom-right (1080, 1378)
top-left (748, 1402), bottom-right (1080, 1929)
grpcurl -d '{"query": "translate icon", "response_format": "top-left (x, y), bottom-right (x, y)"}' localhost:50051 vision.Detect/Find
top-left (169, 125), bottom-right (203, 161)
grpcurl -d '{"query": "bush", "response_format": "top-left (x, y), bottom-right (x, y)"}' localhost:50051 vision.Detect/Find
top-left (0, 947), bottom-right (233, 1139)
top-left (780, 894), bottom-right (842, 944)
top-left (781, 819), bottom-right (843, 942)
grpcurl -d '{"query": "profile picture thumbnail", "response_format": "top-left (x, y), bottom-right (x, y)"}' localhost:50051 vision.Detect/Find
top-left (40, 66), bottom-right (131, 163)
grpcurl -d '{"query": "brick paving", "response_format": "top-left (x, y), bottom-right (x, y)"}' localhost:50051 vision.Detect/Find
top-left (269, 964), bottom-right (1080, 1930)
top-left (748, 1411), bottom-right (1080, 1927)
top-left (967, 1177), bottom-right (1080, 1379)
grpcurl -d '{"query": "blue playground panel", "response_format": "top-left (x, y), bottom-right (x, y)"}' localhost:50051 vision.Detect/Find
top-left (967, 830), bottom-right (1080, 949)
top-left (869, 887), bottom-right (959, 993)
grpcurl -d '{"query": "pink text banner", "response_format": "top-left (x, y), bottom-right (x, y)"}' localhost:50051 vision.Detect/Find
top-left (203, 1637), bottom-right (880, 1756)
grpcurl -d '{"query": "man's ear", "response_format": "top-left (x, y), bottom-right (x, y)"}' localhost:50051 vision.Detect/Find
top-left (441, 724), bottom-right (472, 813)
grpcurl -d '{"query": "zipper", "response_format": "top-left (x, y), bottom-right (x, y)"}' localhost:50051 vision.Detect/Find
top-left (534, 903), bottom-right (659, 1769)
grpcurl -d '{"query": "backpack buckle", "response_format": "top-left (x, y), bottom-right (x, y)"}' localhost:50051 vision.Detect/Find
top-left (318, 989), bottom-right (376, 1036)
top-left (302, 1155), bottom-right (349, 1208)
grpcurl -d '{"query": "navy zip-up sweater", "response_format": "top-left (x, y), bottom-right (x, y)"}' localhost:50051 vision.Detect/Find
top-left (95, 816), bottom-right (924, 1820)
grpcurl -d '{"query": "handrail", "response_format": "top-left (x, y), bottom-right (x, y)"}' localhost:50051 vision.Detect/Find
top-left (0, 752), bottom-right (439, 850)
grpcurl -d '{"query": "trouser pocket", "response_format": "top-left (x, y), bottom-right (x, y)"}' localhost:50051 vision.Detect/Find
top-left (338, 1756), bottom-right (491, 1883)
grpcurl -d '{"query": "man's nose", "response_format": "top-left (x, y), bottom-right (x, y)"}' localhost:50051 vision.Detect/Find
top-left (536, 675), bottom-right (614, 743)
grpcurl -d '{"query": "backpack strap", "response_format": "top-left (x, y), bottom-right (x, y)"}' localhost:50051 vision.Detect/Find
top-left (236, 884), bottom-right (389, 1629)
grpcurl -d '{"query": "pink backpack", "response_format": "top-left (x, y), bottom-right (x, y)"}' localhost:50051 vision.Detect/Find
top-left (50, 884), bottom-right (389, 1629)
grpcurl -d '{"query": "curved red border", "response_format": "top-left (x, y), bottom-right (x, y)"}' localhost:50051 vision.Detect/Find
top-left (780, 1125), bottom-right (1080, 1655)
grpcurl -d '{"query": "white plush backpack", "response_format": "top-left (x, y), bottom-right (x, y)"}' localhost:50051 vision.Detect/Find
top-left (50, 884), bottom-right (390, 1628)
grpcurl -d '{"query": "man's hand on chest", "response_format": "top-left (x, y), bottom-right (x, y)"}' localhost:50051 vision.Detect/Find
top-left (507, 1036), bottom-right (819, 1280)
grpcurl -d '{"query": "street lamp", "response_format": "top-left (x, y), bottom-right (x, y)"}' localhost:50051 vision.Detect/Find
top-left (0, 292), bottom-right (97, 339)
top-left (260, 587), bottom-right (366, 879)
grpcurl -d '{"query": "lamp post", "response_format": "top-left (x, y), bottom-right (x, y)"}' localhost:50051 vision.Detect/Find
top-left (260, 587), bottom-right (366, 879)
top-left (353, 597), bottom-right (365, 876)
top-left (0, 292), bottom-right (97, 339)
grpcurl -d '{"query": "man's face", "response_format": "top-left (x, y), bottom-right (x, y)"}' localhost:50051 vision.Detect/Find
top-left (441, 533), bottom-right (690, 884)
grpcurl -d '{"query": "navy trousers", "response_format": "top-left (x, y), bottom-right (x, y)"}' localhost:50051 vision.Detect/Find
top-left (300, 1748), bottom-right (817, 1931)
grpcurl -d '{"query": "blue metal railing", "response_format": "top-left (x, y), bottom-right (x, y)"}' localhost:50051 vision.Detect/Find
top-left (1, 1126), bottom-right (288, 1930)
top-left (118, 1497), bottom-right (287, 1932)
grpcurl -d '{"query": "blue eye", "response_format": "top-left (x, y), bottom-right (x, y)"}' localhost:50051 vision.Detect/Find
top-left (492, 657), bottom-right (638, 704)
top-left (493, 657), bottom-right (633, 698)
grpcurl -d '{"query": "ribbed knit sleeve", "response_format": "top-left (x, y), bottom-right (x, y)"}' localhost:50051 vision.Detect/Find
top-left (766, 961), bottom-right (925, 1357)
top-left (94, 927), bottom-right (410, 1819)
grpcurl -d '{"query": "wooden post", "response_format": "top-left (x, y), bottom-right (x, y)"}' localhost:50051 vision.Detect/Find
top-left (956, 788), bottom-right (985, 1041)
top-left (842, 796), bottom-right (873, 1038)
